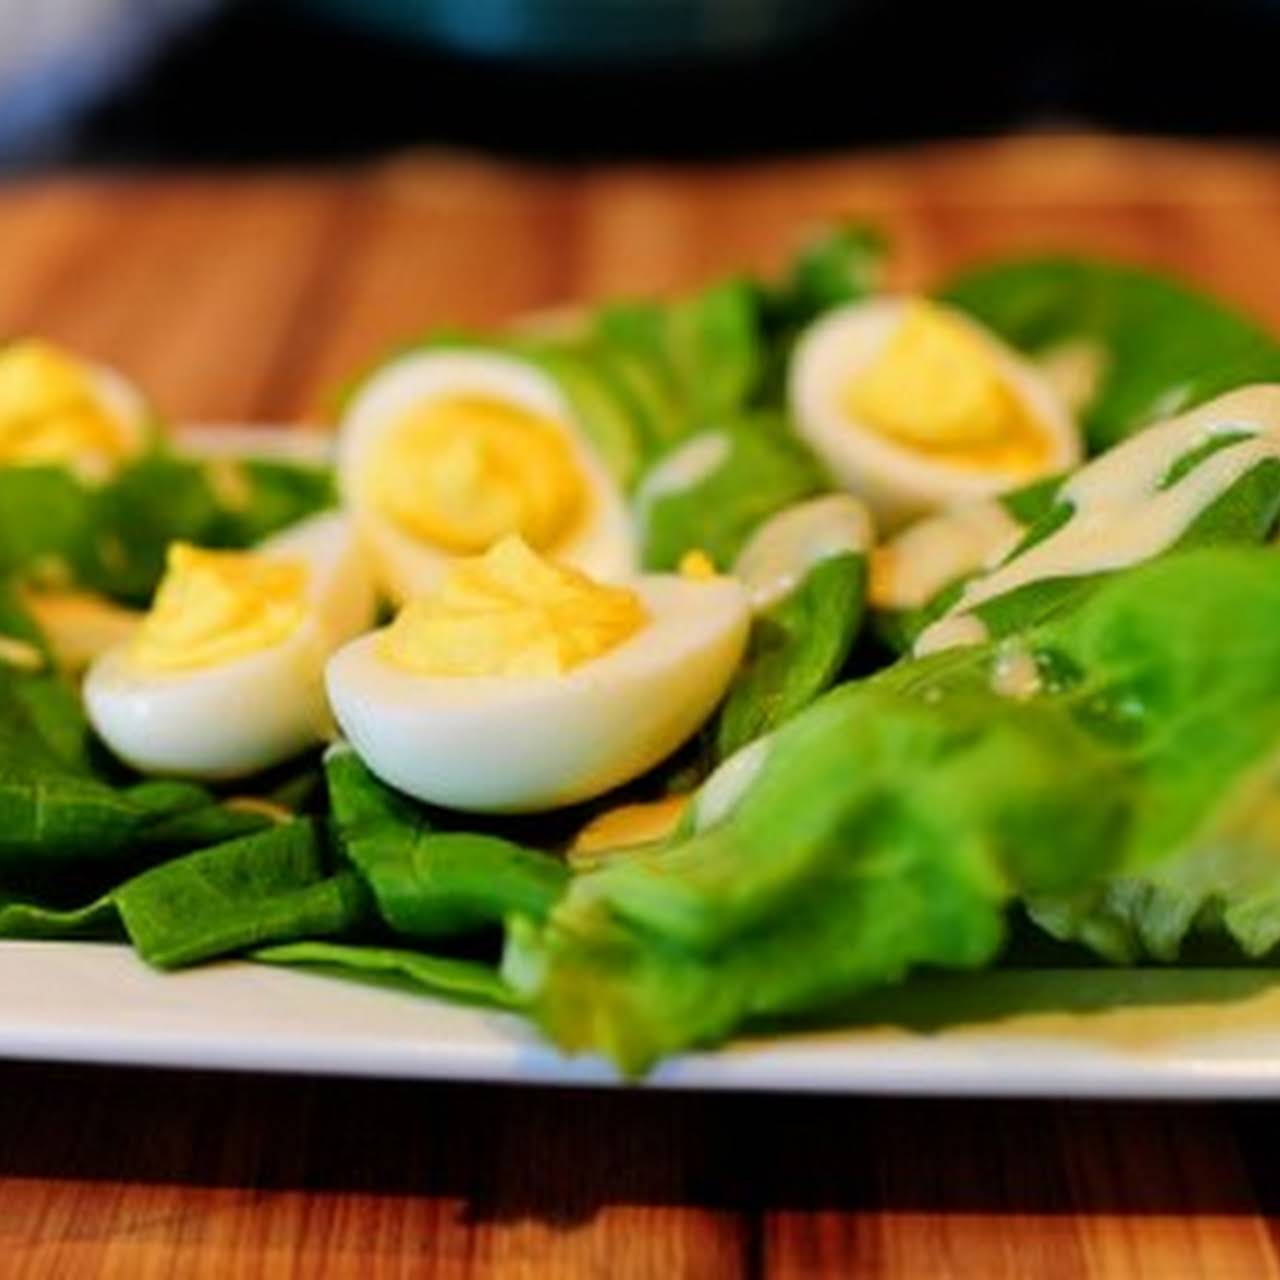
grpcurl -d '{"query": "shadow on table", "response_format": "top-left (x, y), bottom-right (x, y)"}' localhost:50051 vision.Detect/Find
top-left (0, 1005), bottom-right (1278, 1230)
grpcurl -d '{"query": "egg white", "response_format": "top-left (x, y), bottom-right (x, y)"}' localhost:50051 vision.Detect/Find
top-left (789, 298), bottom-right (1080, 529)
top-left (337, 350), bottom-right (636, 601)
top-left (84, 512), bottom-right (375, 780)
top-left (326, 575), bottom-right (750, 814)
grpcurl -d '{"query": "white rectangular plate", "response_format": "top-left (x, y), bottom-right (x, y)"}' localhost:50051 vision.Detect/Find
top-left (6, 942), bottom-right (1280, 1096)
top-left (11, 426), bottom-right (1276, 1098)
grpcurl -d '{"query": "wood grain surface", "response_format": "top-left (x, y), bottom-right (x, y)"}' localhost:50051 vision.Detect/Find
top-left (2, 133), bottom-right (1280, 1278)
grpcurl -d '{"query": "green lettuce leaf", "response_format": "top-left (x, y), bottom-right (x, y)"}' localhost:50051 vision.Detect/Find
top-left (0, 582), bottom-right (100, 775)
top-left (636, 414), bottom-right (827, 571)
top-left (0, 450), bottom-right (334, 606)
top-left (86, 451), bottom-right (335, 605)
top-left (0, 592), bottom-right (271, 879)
top-left (772, 223), bottom-right (888, 327)
top-left (664, 278), bottom-right (767, 423)
top-left (878, 547), bottom-right (1280, 965)
top-left (1010, 550), bottom-right (1280, 962)
top-left (0, 467), bottom-right (97, 584)
top-left (594, 278), bottom-right (768, 433)
top-left (0, 893), bottom-right (121, 941)
top-left (714, 551), bottom-right (867, 759)
top-left (212, 458), bottom-right (336, 548)
top-left (506, 681), bottom-right (1127, 1074)
top-left (115, 819), bottom-right (369, 969)
top-left (326, 749), bottom-right (569, 938)
top-left (253, 940), bottom-right (519, 1009)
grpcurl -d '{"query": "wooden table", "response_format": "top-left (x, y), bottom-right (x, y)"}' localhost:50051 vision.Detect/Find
top-left (3, 134), bottom-right (1280, 1278)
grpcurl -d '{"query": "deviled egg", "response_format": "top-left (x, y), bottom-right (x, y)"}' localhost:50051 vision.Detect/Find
top-left (326, 536), bottom-right (750, 813)
top-left (337, 349), bottom-right (636, 601)
top-left (0, 339), bottom-right (148, 482)
top-left (789, 298), bottom-right (1079, 528)
top-left (84, 512), bottom-right (375, 780)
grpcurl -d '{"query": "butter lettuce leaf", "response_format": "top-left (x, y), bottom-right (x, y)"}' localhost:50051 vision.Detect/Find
top-left (506, 681), bottom-right (1127, 1073)
top-left (1017, 551), bottom-right (1280, 962)
top-left (880, 548), bottom-right (1280, 965)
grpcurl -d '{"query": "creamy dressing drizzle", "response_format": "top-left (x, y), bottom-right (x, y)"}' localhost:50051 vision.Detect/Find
top-left (870, 498), bottom-right (1023, 612)
top-left (0, 634), bottom-right (44, 672)
top-left (23, 589), bottom-right (141, 672)
top-left (1036, 339), bottom-right (1109, 416)
top-left (633, 432), bottom-right (730, 521)
top-left (694, 735), bottom-right (772, 832)
top-left (913, 385), bottom-right (1280, 657)
top-left (733, 494), bottom-right (874, 610)
top-left (990, 642), bottom-right (1042, 701)
top-left (916, 613), bottom-right (989, 655)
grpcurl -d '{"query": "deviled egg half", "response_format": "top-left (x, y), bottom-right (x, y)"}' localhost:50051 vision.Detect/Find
top-left (338, 349), bottom-right (636, 602)
top-left (789, 298), bottom-right (1079, 528)
top-left (0, 339), bottom-right (149, 482)
top-left (327, 536), bottom-right (750, 813)
top-left (85, 512), bottom-right (375, 780)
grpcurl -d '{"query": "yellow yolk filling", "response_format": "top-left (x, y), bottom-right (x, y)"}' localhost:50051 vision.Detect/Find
top-left (678, 548), bottom-right (717, 580)
top-left (844, 302), bottom-right (1050, 471)
top-left (131, 544), bottom-right (308, 671)
top-left (570, 794), bottom-right (691, 859)
top-left (0, 340), bottom-right (131, 472)
top-left (380, 536), bottom-right (647, 677)
top-left (366, 395), bottom-right (587, 555)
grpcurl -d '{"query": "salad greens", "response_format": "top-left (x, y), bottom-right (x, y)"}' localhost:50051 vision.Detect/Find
top-left (8, 226), bottom-right (1280, 1078)
top-left (713, 551), bottom-right (867, 760)
top-left (254, 940), bottom-right (519, 1008)
top-left (636, 414), bottom-right (827, 571)
top-left (884, 550), bottom-right (1280, 966)
top-left (325, 748), bottom-right (569, 938)
top-left (0, 601), bottom-right (266, 875)
top-left (114, 819), bottom-right (368, 969)
top-left (506, 680), bottom-right (1127, 1073)
top-left (0, 449), bottom-right (334, 606)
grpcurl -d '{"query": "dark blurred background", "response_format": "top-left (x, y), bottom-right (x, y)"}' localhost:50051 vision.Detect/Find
top-left (3, 0), bottom-right (1279, 169)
